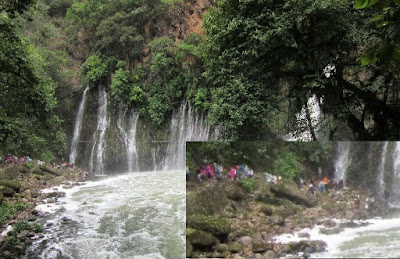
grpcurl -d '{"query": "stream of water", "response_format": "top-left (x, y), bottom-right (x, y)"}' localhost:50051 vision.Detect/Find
top-left (26, 170), bottom-right (185, 259)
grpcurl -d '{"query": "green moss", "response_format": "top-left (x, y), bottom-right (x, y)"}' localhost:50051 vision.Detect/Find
top-left (259, 204), bottom-right (274, 216)
top-left (0, 180), bottom-right (21, 191)
top-left (239, 179), bottom-right (255, 193)
top-left (225, 182), bottom-right (247, 201)
top-left (187, 215), bottom-right (231, 237)
top-left (186, 228), bottom-right (218, 247)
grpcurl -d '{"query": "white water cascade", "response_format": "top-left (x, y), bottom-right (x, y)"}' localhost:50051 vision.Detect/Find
top-left (163, 102), bottom-right (211, 170)
top-left (377, 142), bottom-right (389, 198)
top-left (389, 142), bottom-right (400, 205)
top-left (333, 142), bottom-right (352, 187)
top-left (286, 94), bottom-right (324, 141)
top-left (69, 86), bottom-right (89, 165)
top-left (117, 108), bottom-right (140, 172)
top-left (89, 84), bottom-right (109, 175)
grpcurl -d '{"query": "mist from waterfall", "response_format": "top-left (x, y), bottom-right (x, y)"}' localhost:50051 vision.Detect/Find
top-left (333, 142), bottom-right (352, 187)
top-left (69, 86), bottom-right (89, 165)
top-left (89, 84), bottom-right (109, 175)
top-left (117, 108), bottom-right (140, 172)
top-left (163, 102), bottom-right (211, 170)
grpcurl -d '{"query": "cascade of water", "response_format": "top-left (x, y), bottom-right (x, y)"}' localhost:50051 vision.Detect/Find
top-left (163, 102), bottom-right (211, 170)
top-left (89, 84), bottom-right (109, 175)
top-left (117, 108), bottom-right (140, 172)
top-left (285, 94), bottom-right (324, 141)
top-left (69, 86), bottom-right (89, 165)
top-left (333, 142), bottom-right (352, 187)
top-left (389, 142), bottom-right (400, 204)
top-left (377, 142), bottom-right (389, 198)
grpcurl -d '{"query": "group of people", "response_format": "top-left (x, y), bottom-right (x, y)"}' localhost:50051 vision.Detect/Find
top-left (300, 176), bottom-right (331, 197)
top-left (186, 163), bottom-right (254, 183)
top-left (0, 154), bottom-right (72, 171)
top-left (0, 155), bottom-right (33, 165)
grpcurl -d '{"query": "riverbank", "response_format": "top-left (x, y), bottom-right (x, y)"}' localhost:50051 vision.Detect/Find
top-left (186, 176), bottom-right (388, 258)
top-left (0, 163), bottom-right (93, 258)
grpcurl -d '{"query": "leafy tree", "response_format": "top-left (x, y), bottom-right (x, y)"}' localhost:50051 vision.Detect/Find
top-left (203, 0), bottom-right (400, 140)
top-left (0, 5), bottom-right (66, 156)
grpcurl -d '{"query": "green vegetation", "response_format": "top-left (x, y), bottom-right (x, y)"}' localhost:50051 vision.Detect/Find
top-left (0, 202), bottom-right (29, 225)
top-left (9, 220), bottom-right (43, 236)
top-left (2, 0), bottom-right (400, 159)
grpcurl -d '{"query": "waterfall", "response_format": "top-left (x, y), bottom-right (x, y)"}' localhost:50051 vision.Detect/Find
top-left (389, 142), bottom-right (400, 205)
top-left (89, 84), bottom-right (109, 175)
top-left (333, 142), bottom-right (352, 187)
top-left (285, 94), bottom-right (324, 141)
top-left (163, 102), bottom-right (211, 170)
top-left (69, 86), bottom-right (89, 165)
top-left (377, 142), bottom-right (389, 198)
top-left (117, 108), bottom-right (140, 172)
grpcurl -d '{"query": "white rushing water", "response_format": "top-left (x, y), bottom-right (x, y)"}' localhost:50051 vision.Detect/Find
top-left (389, 142), bottom-right (400, 205)
top-left (117, 108), bottom-right (140, 172)
top-left (377, 142), bottom-right (389, 198)
top-left (27, 170), bottom-right (185, 259)
top-left (333, 142), bottom-right (352, 186)
top-left (163, 102), bottom-right (211, 170)
top-left (69, 86), bottom-right (89, 165)
top-left (275, 214), bottom-right (400, 258)
top-left (285, 95), bottom-right (324, 141)
top-left (89, 84), bottom-right (109, 175)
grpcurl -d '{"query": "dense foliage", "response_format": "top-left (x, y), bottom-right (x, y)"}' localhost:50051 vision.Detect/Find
top-left (203, 0), bottom-right (400, 140)
top-left (2, 0), bottom-right (400, 159)
top-left (0, 3), bottom-right (66, 157)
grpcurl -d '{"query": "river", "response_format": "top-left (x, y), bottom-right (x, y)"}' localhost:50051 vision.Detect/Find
top-left (275, 212), bottom-right (400, 258)
top-left (25, 170), bottom-right (185, 259)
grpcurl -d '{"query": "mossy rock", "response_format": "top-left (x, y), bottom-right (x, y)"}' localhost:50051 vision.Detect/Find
top-left (216, 243), bottom-right (229, 253)
top-left (255, 184), bottom-right (281, 205)
top-left (0, 180), bottom-right (21, 192)
top-left (259, 204), bottom-right (274, 216)
top-left (274, 200), bottom-right (300, 218)
top-left (186, 228), bottom-right (218, 247)
top-left (225, 182), bottom-right (247, 201)
top-left (187, 184), bottom-right (230, 215)
top-left (0, 186), bottom-right (15, 197)
top-left (270, 184), bottom-right (315, 207)
top-left (187, 215), bottom-right (231, 238)
top-left (186, 240), bottom-right (193, 257)
top-left (228, 241), bottom-right (243, 252)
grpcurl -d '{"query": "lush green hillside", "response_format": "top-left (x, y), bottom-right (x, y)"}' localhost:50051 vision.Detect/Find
top-left (2, 0), bottom-right (400, 159)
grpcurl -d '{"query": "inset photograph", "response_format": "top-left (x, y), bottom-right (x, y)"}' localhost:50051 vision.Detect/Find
top-left (186, 141), bottom-right (399, 258)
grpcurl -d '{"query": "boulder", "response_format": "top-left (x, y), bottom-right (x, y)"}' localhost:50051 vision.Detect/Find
top-left (0, 186), bottom-right (15, 196)
top-left (0, 180), bottom-right (21, 192)
top-left (270, 184), bottom-right (315, 207)
top-left (186, 241), bottom-right (193, 257)
top-left (187, 215), bottom-right (231, 238)
top-left (187, 184), bottom-right (230, 215)
top-left (186, 228), bottom-right (218, 247)
top-left (225, 182), bottom-right (247, 201)
top-left (39, 166), bottom-right (61, 176)
top-left (319, 227), bottom-right (343, 235)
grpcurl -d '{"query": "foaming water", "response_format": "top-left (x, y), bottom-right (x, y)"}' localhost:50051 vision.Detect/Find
top-left (26, 170), bottom-right (185, 259)
top-left (274, 214), bottom-right (400, 258)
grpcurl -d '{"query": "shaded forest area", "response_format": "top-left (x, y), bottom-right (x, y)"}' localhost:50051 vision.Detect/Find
top-left (2, 0), bottom-right (400, 158)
